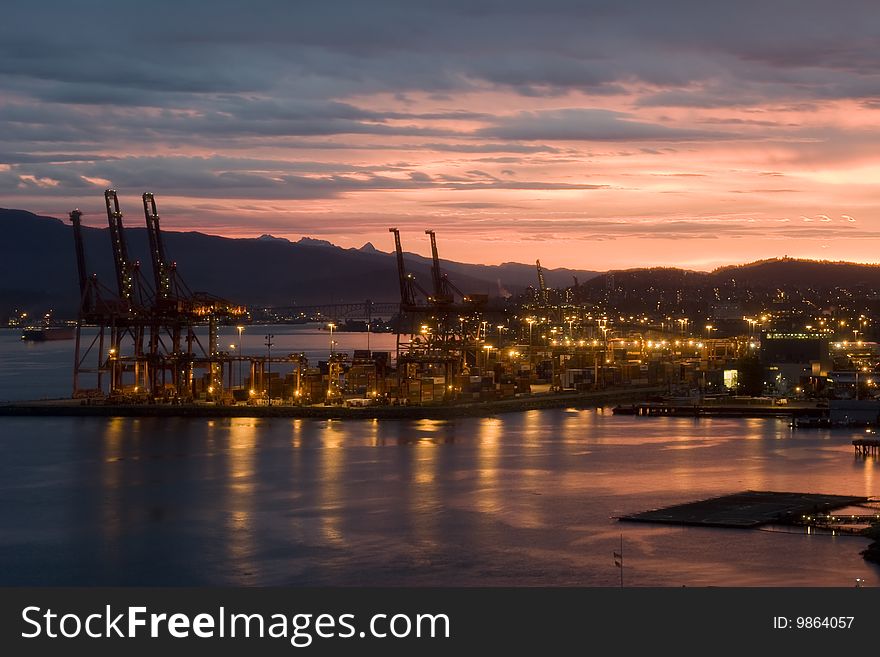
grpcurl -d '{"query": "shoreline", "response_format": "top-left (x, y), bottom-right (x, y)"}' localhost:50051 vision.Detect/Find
top-left (0, 386), bottom-right (664, 420)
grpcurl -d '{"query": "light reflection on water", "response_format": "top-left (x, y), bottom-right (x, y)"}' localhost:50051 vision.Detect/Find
top-left (225, 420), bottom-right (257, 582)
top-left (0, 410), bottom-right (878, 587)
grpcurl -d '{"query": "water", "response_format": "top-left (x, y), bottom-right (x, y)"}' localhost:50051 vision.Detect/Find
top-left (1, 328), bottom-right (879, 586)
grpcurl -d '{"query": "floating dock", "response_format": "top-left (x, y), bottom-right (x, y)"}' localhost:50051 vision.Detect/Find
top-left (620, 490), bottom-right (868, 529)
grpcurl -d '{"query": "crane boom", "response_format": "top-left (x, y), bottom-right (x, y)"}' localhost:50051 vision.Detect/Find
top-left (143, 192), bottom-right (171, 301)
top-left (424, 229), bottom-right (460, 304)
top-left (69, 209), bottom-right (88, 299)
top-left (104, 189), bottom-right (134, 302)
top-left (536, 259), bottom-right (548, 303)
top-left (389, 228), bottom-right (414, 307)
top-left (425, 229), bottom-right (444, 299)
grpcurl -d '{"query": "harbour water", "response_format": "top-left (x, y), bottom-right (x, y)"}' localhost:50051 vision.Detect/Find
top-left (1, 327), bottom-right (878, 586)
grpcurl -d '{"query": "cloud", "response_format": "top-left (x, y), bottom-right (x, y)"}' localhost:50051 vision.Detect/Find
top-left (3, 1), bottom-right (880, 268)
top-left (4, 2), bottom-right (880, 104)
top-left (418, 142), bottom-right (562, 154)
top-left (0, 155), bottom-right (607, 200)
top-left (480, 108), bottom-right (732, 142)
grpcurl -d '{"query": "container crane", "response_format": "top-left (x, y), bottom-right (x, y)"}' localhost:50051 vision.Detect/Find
top-left (69, 209), bottom-right (90, 312)
top-left (70, 208), bottom-right (109, 397)
top-left (425, 229), bottom-right (455, 305)
top-left (536, 259), bottom-right (548, 303)
top-left (143, 192), bottom-right (173, 303)
top-left (71, 189), bottom-right (246, 403)
top-left (389, 227), bottom-right (429, 310)
top-left (424, 229), bottom-right (486, 307)
top-left (104, 189), bottom-right (146, 309)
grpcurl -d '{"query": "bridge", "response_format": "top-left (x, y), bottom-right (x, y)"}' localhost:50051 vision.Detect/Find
top-left (261, 300), bottom-right (400, 321)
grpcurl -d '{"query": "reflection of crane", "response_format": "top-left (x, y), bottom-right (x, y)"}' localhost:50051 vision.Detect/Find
top-left (536, 259), bottom-right (548, 303)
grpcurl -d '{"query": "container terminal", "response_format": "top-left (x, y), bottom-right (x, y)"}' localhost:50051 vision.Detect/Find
top-left (6, 188), bottom-right (880, 422)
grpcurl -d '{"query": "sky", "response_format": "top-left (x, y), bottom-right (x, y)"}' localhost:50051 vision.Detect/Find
top-left (2, 0), bottom-right (880, 271)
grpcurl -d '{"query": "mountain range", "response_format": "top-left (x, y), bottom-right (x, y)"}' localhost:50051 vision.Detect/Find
top-left (0, 208), bottom-right (597, 318)
top-left (6, 207), bottom-right (880, 322)
top-left (583, 258), bottom-right (880, 293)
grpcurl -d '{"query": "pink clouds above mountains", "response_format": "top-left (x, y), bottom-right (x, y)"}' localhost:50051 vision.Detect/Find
top-left (2, 1), bottom-right (879, 269)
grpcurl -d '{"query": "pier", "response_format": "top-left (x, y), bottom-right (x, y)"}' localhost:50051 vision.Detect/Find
top-left (0, 387), bottom-right (661, 420)
top-left (853, 438), bottom-right (880, 457)
top-left (614, 401), bottom-right (826, 419)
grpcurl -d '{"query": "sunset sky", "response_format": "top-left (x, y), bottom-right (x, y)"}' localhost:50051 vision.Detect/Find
top-left (2, 1), bottom-right (880, 270)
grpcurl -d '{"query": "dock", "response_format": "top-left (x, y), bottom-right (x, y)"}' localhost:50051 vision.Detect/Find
top-left (620, 490), bottom-right (868, 529)
top-left (614, 401), bottom-right (825, 419)
top-left (0, 387), bottom-right (660, 420)
top-left (853, 438), bottom-right (880, 457)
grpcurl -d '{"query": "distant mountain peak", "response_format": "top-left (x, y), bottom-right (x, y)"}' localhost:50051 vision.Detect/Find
top-left (359, 242), bottom-right (380, 253)
top-left (256, 234), bottom-right (290, 243)
top-left (296, 236), bottom-right (335, 248)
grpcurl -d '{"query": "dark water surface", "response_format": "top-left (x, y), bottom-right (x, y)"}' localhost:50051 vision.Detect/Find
top-left (1, 410), bottom-right (878, 586)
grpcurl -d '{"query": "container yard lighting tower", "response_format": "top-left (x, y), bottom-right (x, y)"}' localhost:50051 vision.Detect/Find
top-left (265, 333), bottom-right (274, 405)
top-left (237, 325), bottom-right (245, 388)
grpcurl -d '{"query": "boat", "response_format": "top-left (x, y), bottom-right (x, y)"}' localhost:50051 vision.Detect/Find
top-left (20, 326), bottom-right (75, 341)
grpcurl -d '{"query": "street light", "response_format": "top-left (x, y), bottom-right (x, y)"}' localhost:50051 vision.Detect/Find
top-left (328, 322), bottom-right (336, 357)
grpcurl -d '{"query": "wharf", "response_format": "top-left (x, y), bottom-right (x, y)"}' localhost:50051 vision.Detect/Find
top-left (853, 438), bottom-right (880, 457)
top-left (619, 490), bottom-right (868, 529)
top-left (0, 386), bottom-right (663, 420)
top-left (614, 401), bottom-right (825, 419)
